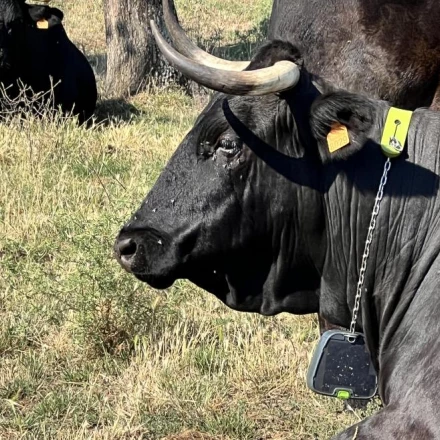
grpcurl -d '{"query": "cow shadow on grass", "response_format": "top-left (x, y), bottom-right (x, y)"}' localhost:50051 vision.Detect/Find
top-left (85, 53), bottom-right (143, 124)
top-left (94, 99), bottom-right (141, 124)
top-left (94, 99), bottom-right (185, 127)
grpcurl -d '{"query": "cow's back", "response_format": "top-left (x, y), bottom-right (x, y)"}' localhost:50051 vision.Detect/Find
top-left (268, 0), bottom-right (440, 109)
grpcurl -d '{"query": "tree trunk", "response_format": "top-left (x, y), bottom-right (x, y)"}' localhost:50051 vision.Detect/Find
top-left (103, 0), bottom-right (188, 97)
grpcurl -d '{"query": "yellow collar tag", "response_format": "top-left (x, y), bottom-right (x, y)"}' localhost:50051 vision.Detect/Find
top-left (380, 107), bottom-right (413, 158)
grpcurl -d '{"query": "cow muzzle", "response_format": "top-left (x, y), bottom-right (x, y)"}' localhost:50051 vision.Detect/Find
top-left (114, 228), bottom-right (179, 289)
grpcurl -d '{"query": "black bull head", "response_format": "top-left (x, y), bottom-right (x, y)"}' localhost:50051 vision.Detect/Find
top-left (114, 0), bottom-right (385, 321)
top-left (114, 26), bottom-right (380, 324)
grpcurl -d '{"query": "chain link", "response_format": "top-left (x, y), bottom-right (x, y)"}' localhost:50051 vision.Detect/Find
top-left (349, 158), bottom-right (392, 333)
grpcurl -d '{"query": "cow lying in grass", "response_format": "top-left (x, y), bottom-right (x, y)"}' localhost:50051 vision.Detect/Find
top-left (0, 0), bottom-right (97, 123)
top-left (115, 32), bottom-right (440, 439)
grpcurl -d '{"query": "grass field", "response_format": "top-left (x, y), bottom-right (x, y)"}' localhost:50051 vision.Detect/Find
top-left (0, 1), bottom-right (379, 438)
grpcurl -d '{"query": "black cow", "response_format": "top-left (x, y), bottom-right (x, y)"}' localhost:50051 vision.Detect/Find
top-left (269, 0), bottom-right (440, 110)
top-left (114, 14), bottom-right (440, 440)
top-left (0, 1), bottom-right (97, 123)
top-left (158, 0), bottom-right (440, 334)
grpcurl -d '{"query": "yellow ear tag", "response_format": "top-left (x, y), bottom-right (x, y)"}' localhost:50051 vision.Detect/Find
top-left (36, 19), bottom-right (49, 30)
top-left (327, 123), bottom-right (350, 153)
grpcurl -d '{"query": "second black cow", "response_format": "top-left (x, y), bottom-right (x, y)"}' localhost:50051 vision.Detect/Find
top-left (0, 1), bottom-right (97, 123)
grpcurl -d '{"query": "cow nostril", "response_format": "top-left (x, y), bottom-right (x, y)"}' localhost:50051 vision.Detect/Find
top-left (117, 238), bottom-right (137, 258)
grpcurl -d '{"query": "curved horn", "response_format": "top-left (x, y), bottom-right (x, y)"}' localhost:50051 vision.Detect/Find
top-left (150, 21), bottom-right (300, 96)
top-left (163, 0), bottom-right (249, 71)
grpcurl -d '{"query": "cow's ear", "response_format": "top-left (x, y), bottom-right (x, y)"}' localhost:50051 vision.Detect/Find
top-left (310, 91), bottom-right (377, 163)
top-left (246, 40), bottom-right (303, 71)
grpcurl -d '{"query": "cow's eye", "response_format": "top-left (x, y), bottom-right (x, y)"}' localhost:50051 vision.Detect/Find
top-left (217, 138), bottom-right (242, 158)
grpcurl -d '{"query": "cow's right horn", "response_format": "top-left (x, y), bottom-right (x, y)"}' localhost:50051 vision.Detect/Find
top-left (150, 21), bottom-right (300, 96)
top-left (163, 0), bottom-right (249, 71)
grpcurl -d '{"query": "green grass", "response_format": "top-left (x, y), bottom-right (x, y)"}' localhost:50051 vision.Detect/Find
top-left (0, 1), bottom-right (380, 439)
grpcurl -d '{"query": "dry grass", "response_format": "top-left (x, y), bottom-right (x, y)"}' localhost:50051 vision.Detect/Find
top-left (0, 1), bottom-right (380, 439)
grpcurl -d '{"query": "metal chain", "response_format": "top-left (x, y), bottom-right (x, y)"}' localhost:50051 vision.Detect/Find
top-left (349, 158), bottom-right (392, 333)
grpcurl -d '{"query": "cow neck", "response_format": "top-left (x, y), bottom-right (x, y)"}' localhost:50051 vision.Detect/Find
top-left (317, 102), bottom-right (390, 333)
top-left (320, 103), bottom-right (386, 328)
top-left (320, 104), bottom-right (440, 363)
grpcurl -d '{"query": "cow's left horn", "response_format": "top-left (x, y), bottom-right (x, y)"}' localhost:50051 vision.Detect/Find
top-left (150, 21), bottom-right (300, 95)
top-left (163, 0), bottom-right (249, 71)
